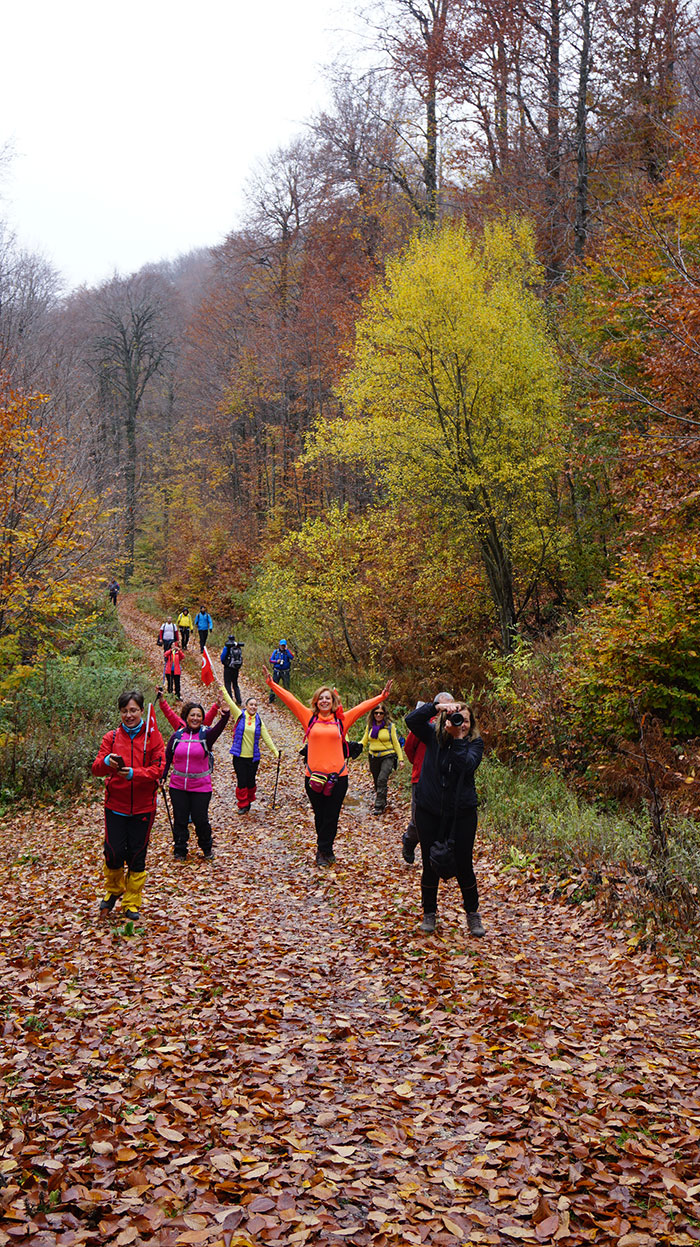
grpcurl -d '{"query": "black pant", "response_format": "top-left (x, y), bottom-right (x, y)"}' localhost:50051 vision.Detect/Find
top-left (304, 775), bottom-right (349, 856)
top-left (268, 667), bottom-right (290, 702)
top-left (198, 629), bottom-right (208, 652)
top-left (180, 627), bottom-right (190, 650)
top-left (109, 591), bottom-right (118, 605)
top-left (104, 809), bottom-right (154, 872)
top-left (162, 638), bottom-right (174, 652)
top-left (369, 754), bottom-right (395, 812)
top-left (404, 783), bottom-right (420, 849)
top-left (416, 803), bottom-right (479, 915)
top-left (223, 667), bottom-right (242, 705)
top-left (169, 788), bottom-right (212, 856)
top-left (166, 672), bottom-right (181, 697)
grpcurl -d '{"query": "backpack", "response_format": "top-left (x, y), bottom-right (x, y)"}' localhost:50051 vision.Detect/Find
top-left (225, 642), bottom-right (243, 669)
top-left (168, 726), bottom-right (214, 777)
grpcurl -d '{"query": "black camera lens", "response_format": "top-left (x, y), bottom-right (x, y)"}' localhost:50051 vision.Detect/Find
top-left (447, 711), bottom-right (464, 726)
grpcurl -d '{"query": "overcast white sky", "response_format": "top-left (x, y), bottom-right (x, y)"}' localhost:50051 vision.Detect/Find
top-left (1, 0), bottom-right (359, 291)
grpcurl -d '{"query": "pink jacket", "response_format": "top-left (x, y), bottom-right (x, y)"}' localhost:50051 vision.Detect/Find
top-left (164, 710), bottom-right (229, 792)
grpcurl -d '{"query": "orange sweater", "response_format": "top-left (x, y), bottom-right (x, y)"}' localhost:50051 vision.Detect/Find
top-left (269, 682), bottom-right (385, 776)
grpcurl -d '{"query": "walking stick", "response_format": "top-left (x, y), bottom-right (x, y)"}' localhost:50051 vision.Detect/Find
top-left (159, 780), bottom-right (175, 836)
top-left (271, 751), bottom-right (282, 810)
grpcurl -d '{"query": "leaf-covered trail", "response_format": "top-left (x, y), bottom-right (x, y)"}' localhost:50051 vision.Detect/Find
top-left (1, 601), bottom-right (699, 1247)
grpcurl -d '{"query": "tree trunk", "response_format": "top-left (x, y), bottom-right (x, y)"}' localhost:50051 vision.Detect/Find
top-left (574, 0), bottom-right (591, 258)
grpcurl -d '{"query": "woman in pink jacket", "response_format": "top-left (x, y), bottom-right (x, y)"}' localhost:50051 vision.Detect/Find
top-left (163, 698), bottom-right (229, 860)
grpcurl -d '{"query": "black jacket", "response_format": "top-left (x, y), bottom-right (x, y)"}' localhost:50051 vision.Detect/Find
top-left (405, 701), bottom-right (484, 813)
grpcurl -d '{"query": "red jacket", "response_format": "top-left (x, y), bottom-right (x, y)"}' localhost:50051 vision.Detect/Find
top-left (164, 647), bottom-right (182, 675)
top-left (92, 721), bottom-right (165, 815)
top-left (404, 731), bottom-right (426, 784)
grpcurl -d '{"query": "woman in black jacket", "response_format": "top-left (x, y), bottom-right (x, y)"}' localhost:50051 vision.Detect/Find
top-left (404, 698), bottom-right (484, 937)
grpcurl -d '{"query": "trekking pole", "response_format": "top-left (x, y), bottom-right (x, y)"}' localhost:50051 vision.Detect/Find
top-left (159, 781), bottom-right (175, 836)
top-left (271, 751), bottom-right (282, 810)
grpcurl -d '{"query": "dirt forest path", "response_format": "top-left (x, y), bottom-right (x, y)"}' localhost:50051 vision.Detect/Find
top-left (1, 601), bottom-right (700, 1247)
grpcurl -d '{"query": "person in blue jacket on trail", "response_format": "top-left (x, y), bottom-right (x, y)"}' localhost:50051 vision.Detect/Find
top-left (268, 639), bottom-right (294, 703)
top-left (194, 606), bottom-right (213, 653)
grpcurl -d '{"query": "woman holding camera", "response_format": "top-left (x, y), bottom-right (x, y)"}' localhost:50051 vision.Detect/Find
top-left (264, 672), bottom-right (393, 865)
top-left (92, 690), bottom-right (165, 919)
top-left (360, 703), bottom-right (405, 815)
top-left (404, 698), bottom-right (484, 936)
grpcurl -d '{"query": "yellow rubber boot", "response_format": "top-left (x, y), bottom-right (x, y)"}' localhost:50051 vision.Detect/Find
top-left (121, 870), bottom-right (146, 917)
top-left (100, 866), bottom-right (125, 913)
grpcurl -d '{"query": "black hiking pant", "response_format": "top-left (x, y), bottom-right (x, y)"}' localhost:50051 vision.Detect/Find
top-left (198, 629), bottom-right (209, 653)
top-left (169, 788), bottom-right (212, 856)
top-left (166, 672), bottom-right (181, 698)
top-left (180, 627), bottom-right (190, 650)
top-left (416, 803), bottom-right (479, 916)
top-left (304, 775), bottom-right (349, 857)
top-left (223, 666), bottom-right (242, 705)
top-left (104, 809), bottom-right (154, 873)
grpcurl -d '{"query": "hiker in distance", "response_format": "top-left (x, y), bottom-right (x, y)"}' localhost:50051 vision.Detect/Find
top-left (157, 618), bottom-right (179, 652)
top-left (404, 698), bottom-right (485, 937)
top-left (163, 696), bottom-right (230, 861)
top-left (360, 701), bottom-right (405, 815)
top-left (92, 691), bottom-right (165, 920)
top-left (402, 692), bottom-right (454, 863)
top-left (163, 641), bottom-right (184, 700)
top-left (108, 578), bottom-right (120, 606)
top-left (220, 635), bottom-right (244, 707)
top-left (268, 638), bottom-right (293, 702)
top-left (195, 606), bottom-right (213, 653)
top-left (177, 608), bottom-right (193, 651)
top-left (220, 684), bottom-right (280, 814)
top-left (264, 670), bottom-right (393, 865)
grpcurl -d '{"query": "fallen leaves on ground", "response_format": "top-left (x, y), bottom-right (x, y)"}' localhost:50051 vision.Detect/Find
top-left (1, 600), bottom-right (699, 1245)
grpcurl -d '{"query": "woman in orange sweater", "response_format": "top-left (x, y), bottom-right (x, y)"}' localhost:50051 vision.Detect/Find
top-left (264, 674), bottom-right (392, 865)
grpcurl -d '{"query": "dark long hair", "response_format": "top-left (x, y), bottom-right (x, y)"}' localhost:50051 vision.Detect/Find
top-left (181, 701), bottom-right (205, 727)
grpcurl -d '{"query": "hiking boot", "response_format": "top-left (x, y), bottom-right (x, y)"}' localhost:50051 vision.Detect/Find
top-left (174, 852), bottom-right (187, 861)
top-left (316, 852), bottom-right (334, 866)
top-left (123, 908), bottom-right (140, 920)
top-left (99, 895), bottom-right (118, 914)
top-left (420, 912), bottom-right (437, 934)
top-left (203, 851), bottom-right (213, 860)
top-left (401, 834), bottom-right (416, 865)
top-left (467, 911), bottom-right (485, 937)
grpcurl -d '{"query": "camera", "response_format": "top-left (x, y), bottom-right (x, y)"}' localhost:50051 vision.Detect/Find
top-left (446, 711), bottom-right (464, 726)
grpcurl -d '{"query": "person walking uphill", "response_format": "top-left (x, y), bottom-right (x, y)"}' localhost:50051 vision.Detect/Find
top-left (404, 698), bottom-right (484, 937)
top-left (220, 635), bottom-right (244, 706)
top-left (157, 618), bottom-right (179, 653)
top-left (92, 691), bottom-right (165, 919)
top-left (195, 607), bottom-right (213, 653)
top-left (361, 702), bottom-right (405, 815)
top-left (163, 698), bottom-right (229, 860)
top-left (265, 671), bottom-right (392, 865)
top-left (177, 609), bottom-right (193, 651)
top-left (268, 639), bottom-right (293, 702)
top-left (220, 686), bottom-right (279, 813)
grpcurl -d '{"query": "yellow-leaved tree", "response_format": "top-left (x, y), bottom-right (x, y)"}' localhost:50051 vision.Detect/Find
top-left (305, 219), bottom-right (564, 650)
top-left (0, 381), bottom-right (109, 662)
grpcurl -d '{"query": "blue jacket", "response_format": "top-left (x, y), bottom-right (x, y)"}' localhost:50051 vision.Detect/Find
top-left (195, 612), bottom-right (213, 631)
top-left (270, 646), bottom-right (293, 671)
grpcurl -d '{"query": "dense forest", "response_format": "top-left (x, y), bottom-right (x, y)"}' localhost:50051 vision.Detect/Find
top-left (3, 0), bottom-right (700, 823)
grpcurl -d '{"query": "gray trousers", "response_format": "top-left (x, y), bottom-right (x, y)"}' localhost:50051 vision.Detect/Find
top-left (369, 754), bottom-right (395, 812)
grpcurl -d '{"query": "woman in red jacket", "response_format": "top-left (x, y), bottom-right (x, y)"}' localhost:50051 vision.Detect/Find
top-left (92, 690), bottom-right (165, 920)
top-left (163, 643), bottom-right (183, 699)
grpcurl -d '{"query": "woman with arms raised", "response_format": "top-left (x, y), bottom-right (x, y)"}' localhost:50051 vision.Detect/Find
top-left (265, 672), bottom-right (392, 865)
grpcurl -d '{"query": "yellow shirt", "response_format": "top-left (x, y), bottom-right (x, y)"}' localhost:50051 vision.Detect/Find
top-left (177, 613), bottom-right (193, 629)
top-left (221, 688), bottom-right (279, 758)
top-left (360, 723), bottom-right (404, 760)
